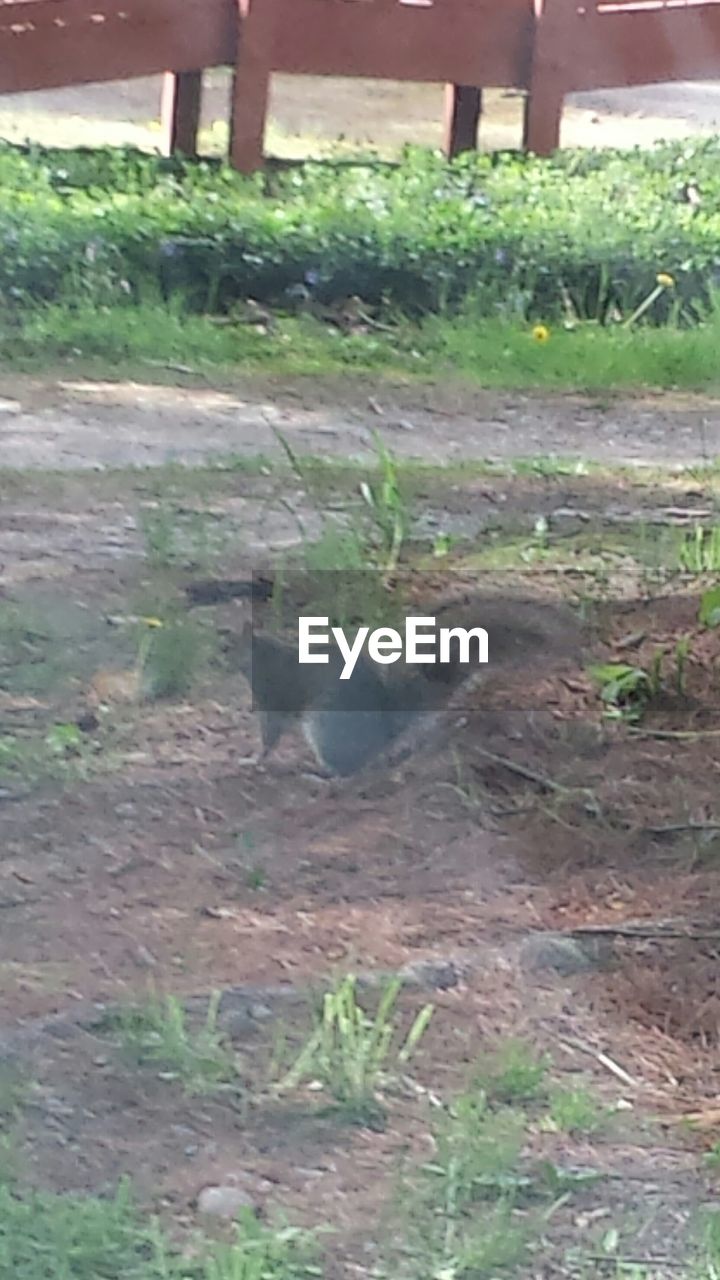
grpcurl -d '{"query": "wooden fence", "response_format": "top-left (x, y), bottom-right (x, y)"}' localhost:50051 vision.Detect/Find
top-left (526, 0), bottom-right (720, 155)
top-left (1, 0), bottom-right (720, 170)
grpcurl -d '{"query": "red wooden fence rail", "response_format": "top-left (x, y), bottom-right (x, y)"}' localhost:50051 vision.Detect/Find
top-left (1, 0), bottom-right (720, 170)
top-left (226, 0), bottom-right (536, 169)
top-left (525, 0), bottom-right (720, 155)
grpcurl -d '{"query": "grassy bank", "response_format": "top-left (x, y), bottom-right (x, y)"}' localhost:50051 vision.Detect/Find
top-left (0, 138), bottom-right (719, 390)
top-left (6, 298), bottom-right (720, 393)
top-left (0, 138), bottom-right (718, 324)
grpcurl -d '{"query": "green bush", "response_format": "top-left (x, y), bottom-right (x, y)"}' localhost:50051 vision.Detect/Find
top-left (1, 138), bottom-right (720, 321)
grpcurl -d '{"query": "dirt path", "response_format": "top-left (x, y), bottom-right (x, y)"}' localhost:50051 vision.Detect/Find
top-left (1, 373), bottom-right (720, 470)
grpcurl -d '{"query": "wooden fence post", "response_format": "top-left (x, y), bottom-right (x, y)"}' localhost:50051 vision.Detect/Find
top-left (229, 0), bottom-right (273, 173)
top-left (523, 74), bottom-right (564, 155)
top-left (161, 71), bottom-right (203, 158)
top-left (523, 0), bottom-right (566, 155)
top-left (444, 85), bottom-right (483, 158)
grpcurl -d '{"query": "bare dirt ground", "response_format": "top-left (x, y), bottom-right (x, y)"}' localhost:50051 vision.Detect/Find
top-left (1, 372), bottom-right (720, 472)
top-left (2, 374), bottom-right (720, 1273)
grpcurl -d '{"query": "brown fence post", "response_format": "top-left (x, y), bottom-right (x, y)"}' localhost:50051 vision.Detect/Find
top-left (229, 0), bottom-right (273, 173)
top-left (444, 85), bottom-right (482, 158)
top-left (161, 71), bottom-right (203, 158)
top-left (522, 77), bottom-right (563, 154)
top-left (523, 0), bottom-right (566, 155)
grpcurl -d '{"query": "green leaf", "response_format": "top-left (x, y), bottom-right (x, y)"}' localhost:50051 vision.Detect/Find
top-left (699, 585), bottom-right (720, 627)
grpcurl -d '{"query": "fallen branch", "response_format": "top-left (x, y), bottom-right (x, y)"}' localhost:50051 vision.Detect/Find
top-left (570, 922), bottom-right (720, 942)
top-left (645, 821), bottom-right (720, 835)
top-left (560, 1035), bottom-right (639, 1088)
top-left (663, 1107), bottom-right (720, 1129)
top-left (471, 746), bottom-right (570, 795)
top-left (628, 727), bottom-right (720, 740)
top-left (584, 1256), bottom-right (684, 1269)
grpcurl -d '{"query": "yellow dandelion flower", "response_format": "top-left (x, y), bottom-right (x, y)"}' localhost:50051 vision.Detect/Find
top-left (656, 272), bottom-right (675, 289)
top-left (532, 324), bottom-right (550, 343)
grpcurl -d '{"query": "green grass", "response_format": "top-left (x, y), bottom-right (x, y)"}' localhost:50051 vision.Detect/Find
top-left (547, 1083), bottom-right (613, 1136)
top-left (0, 1180), bottom-right (319, 1280)
top-left (108, 991), bottom-right (241, 1097)
top-left (443, 520), bottom-right (692, 581)
top-left (392, 1090), bottom-right (530, 1279)
top-left (394, 1086), bottom-right (537, 1280)
top-left (701, 1209), bottom-right (720, 1278)
top-left (0, 724), bottom-right (97, 789)
top-left (7, 300), bottom-right (720, 392)
top-left (679, 525), bottom-right (720, 573)
top-left (0, 601), bottom-right (70, 697)
top-left (0, 1180), bottom-right (169, 1280)
top-left (0, 1062), bottom-right (28, 1191)
top-left (0, 1063), bottom-right (26, 1126)
top-left (140, 617), bottom-right (212, 700)
top-left (471, 1039), bottom-right (550, 1106)
top-left (276, 974), bottom-right (433, 1128)
top-left (4, 139), bottom-right (720, 405)
top-left (139, 502), bottom-right (231, 570)
top-left (0, 452), bottom-right (704, 522)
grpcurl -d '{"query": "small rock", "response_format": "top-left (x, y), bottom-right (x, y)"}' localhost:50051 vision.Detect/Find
top-left (397, 959), bottom-right (460, 990)
top-left (248, 1002), bottom-right (273, 1022)
top-left (133, 944), bottom-right (158, 969)
top-left (551, 506), bottom-right (591, 522)
top-left (220, 1009), bottom-right (256, 1038)
top-left (43, 1095), bottom-right (75, 1119)
top-left (196, 1185), bottom-right (255, 1219)
top-left (171, 1124), bottom-right (197, 1139)
top-left (220, 1002), bottom-right (274, 1038)
top-left (519, 932), bottom-right (611, 976)
top-left (44, 1020), bottom-right (78, 1042)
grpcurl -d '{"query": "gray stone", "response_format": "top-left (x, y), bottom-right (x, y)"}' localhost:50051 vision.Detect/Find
top-left (248, 1002), bottom-right (274, 1022)
top-left (197, 1185), bottom-right (255, 1219)
top-left (519, 932), bottom-right (610, 976)
top-left (397, 959), bottom-right (461, 990)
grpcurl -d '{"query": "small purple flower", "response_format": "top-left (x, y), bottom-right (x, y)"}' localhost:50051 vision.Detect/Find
top-left (494, 248), bottom-right (508, 266)
top-left (286, 283), bottom-right (310, 302)
top-left (304, 269), bottom-right (320, 288)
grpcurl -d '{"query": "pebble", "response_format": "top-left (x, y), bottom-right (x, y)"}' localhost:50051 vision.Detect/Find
top-left (196, 1185), bottom-right (255, 1219)
top-left (220, 1002), bottom-right (274, 1038)
top-left (248, 1002), bottom-right (273, 1022)
top-left (519, 932), bottom-right (609, 976)
top-left (397, 959), bottom-right (461, 989)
